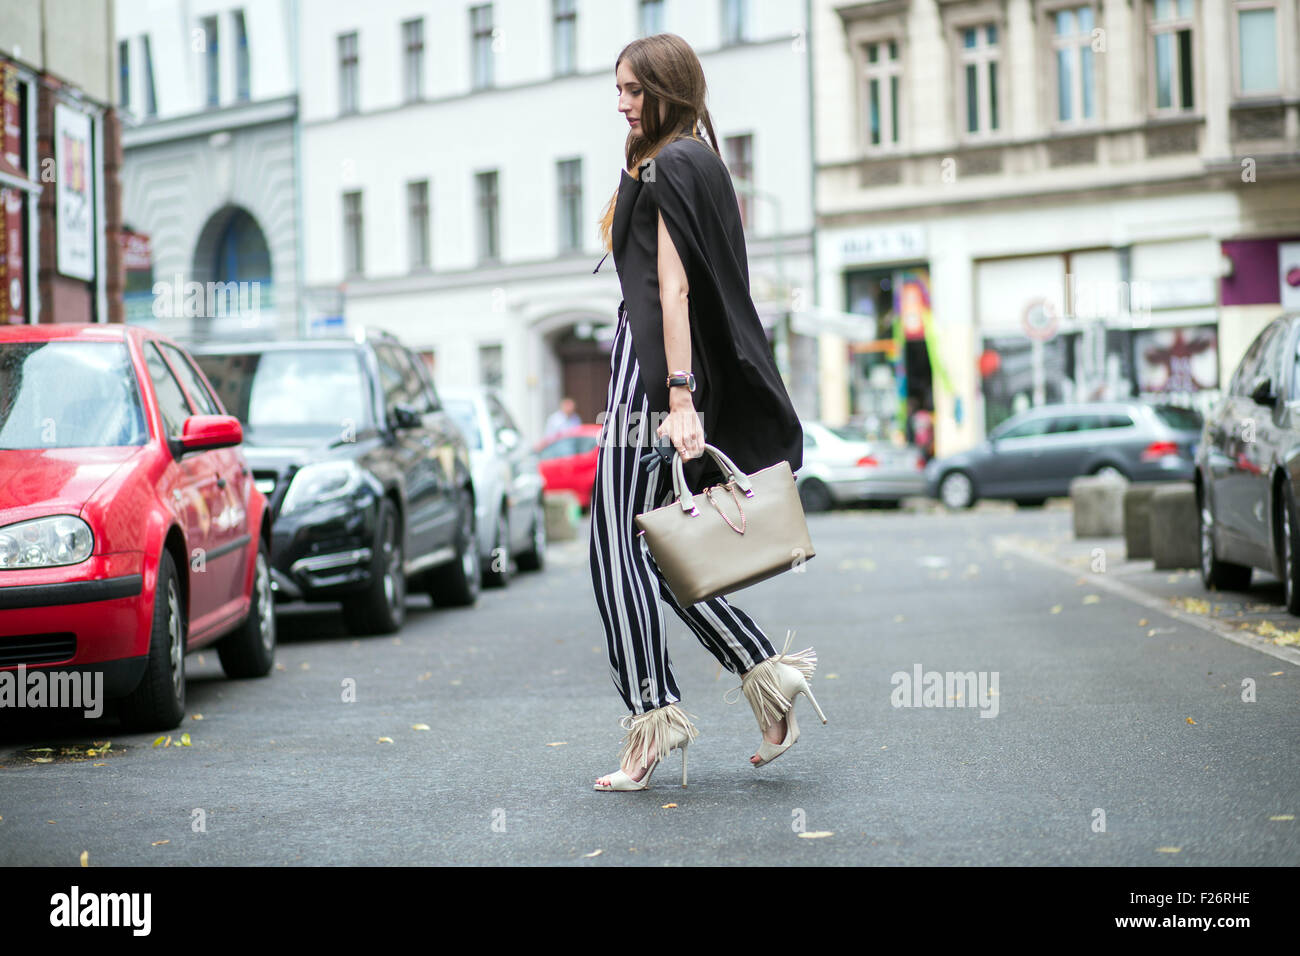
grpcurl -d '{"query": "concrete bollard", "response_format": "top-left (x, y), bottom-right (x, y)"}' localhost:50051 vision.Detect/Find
top-left (1124, 481), bottom-right (1189, 560)
top-left (544, 491), bottom-right (581, 542)
top-left (1150, 484), bottom-right (1201, 570)
top-left (1071, 475), bottom-right (1127, 538)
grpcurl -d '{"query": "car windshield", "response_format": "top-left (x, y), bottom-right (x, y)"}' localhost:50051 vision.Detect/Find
top-left (0, 341), bottom-right (148, 448)
top-left (1151, 405), bottom-right (1202, 431)
top-left (444, 398), bottom-right (482, 450)
top-left (192, 349), bottom-right (371, 440)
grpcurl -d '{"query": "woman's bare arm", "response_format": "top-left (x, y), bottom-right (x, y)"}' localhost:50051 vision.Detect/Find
top-left (655, 208), bottom-right (704, 459)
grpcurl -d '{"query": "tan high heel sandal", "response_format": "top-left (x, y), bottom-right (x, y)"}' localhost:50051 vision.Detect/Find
top-left (594, 702), bottom-right (699, 791)
top-left (726, 629), bottom-right (827, 767)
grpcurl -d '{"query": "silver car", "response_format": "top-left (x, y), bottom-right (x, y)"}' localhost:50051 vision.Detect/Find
top-left (925, 400), bottom-right (1202, 509)
top-left (796, 420), bottom-right (926, 511)
top-left (441, 387), bottom-right (548, 586)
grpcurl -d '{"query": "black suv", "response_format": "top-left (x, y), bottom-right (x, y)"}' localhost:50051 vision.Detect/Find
top-left (189, 330), bottom-right (479, 635)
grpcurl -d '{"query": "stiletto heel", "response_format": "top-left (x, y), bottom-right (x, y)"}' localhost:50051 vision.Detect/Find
top-left (725, 629), bottom-right (827, 768)
top-left (593, 702), bottom-right (699, 792)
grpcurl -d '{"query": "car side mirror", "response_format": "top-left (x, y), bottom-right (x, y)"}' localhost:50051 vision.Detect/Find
top-left (175, 414), bottom-right (243, 456)
top-left (497, 427), bottom-right (520, 451)
top-left (1251, 378), bottom-right (1277, 407)
top-left (391, 402), bottom-right (421, 429)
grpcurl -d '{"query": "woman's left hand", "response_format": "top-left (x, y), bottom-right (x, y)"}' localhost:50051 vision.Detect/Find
top-left (658, 399), bottom-right (705, 460)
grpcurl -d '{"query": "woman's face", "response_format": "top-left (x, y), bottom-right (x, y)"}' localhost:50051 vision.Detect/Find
top-left (616, 61), bottom-right (644, 136)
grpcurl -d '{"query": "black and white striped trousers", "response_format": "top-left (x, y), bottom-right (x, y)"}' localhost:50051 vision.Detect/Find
top-left (589, 302), bottom-right (778, 714)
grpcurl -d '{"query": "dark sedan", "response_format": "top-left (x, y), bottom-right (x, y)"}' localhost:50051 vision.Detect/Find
top-left (1195, 312), bottom-right (1300, 612)
top-left (190, 330), bottom-right (479, 636)
top-left (926, 401), bottom-right (1202, 509)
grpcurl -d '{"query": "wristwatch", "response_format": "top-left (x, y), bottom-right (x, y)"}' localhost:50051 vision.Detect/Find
top-left (667, 370), bottom-right (696, 392)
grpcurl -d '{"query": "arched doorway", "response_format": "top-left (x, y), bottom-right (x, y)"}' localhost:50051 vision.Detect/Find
top-left (191, 206), bottom-right (274, 328)
top-left (551, 322), bottom-right (616, 426)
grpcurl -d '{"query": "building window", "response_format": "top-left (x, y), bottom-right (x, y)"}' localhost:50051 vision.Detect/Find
top-left (338, 31), bottom-right (359, 115)
top-left (1149, 0), bottom-right (1194, 112)
top-left (476, 170), bottom-right (500, 262)
top-left (724, 134), bottom-right (754, 230)
top-left (479, 344), bottom-right (504, 389)
top-left (1052, 6), bottom-right (1097, 123)
top-left (118, 40), bottom-right (130, 108)
top-left (142, 36), bottom-right (158, 116)
top-left (640, 0), bottom-right (664, 36)
top-left (554, 0), bottom-right (577, 76)
top-left (862, 40), bottom-right (901, 148)
top-left (408, 180), bottom-right (430, 270)
top-left (233, 10), bottom-right (250, 101)
top-left (557, 158), bottom-right (582, 253)
top-left (343, 191), bottom-right (364, 276)
top-left (959, 24), bottom-right (1000, 135)
top-left (201, 15), bottom-right (219, 106)
top-left (723, 0), bottom-right (748, 44)
top-left (471, 4), bottom-right (494, 90)
top-left (1234, 1), bottom-right (1279, 94)
top-left (403, 18), bottom-right (424, 102)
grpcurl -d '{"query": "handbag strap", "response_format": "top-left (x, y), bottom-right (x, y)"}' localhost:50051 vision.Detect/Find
top-left (670, 442), bottom-right (755, 514)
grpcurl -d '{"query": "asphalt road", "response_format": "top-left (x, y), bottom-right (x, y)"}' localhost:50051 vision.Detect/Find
top-left (1, 505), bottom-right (1297, 866)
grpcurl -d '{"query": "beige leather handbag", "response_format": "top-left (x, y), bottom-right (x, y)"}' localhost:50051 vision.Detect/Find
top-left (634, 442), bottom-right (815, 606)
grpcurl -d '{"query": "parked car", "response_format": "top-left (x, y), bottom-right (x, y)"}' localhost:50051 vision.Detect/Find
top-left (1195, 312), bottom-right (1300, 611)
top-left (0, 323), bottom-right (274, 731)
top-left (796, 421), bottom-right (925, 511)
top-left (536, 424), bottom-right (602, 510)
top-left (925, 401), bottom-right (1202, 509)
top-left (440, 386), bottom-right (547, 586)
top-left (189, 330), bottom-right (479, 636)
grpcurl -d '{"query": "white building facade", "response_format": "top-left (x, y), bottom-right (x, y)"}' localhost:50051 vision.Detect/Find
top-left (297, 0), bottom-right (817, 441)
top-left (813, 0), bottom-right (1300, 456)
top-left (116, 0), bottom-right (300, 336)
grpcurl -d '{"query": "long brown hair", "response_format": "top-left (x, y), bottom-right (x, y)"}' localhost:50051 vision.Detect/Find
top-left (597, 34), bottom-right (722, 252)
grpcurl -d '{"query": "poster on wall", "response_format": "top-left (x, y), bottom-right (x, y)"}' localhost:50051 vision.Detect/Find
top-left (1, 63), bottom-right (26, 323)
top-left (55, 103), bottom-right (94, 282)
top-left (1136, 326), bottom-right (1218, 394)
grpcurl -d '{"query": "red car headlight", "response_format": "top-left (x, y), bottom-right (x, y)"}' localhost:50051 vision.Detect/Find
top-left (0, 514), bottom-right (95, 569)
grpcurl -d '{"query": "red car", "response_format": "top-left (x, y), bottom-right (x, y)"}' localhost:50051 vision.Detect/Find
top-left (535, 424), bottom-right (602, 510)
top-left (0, 323), bottom-right (274, 731)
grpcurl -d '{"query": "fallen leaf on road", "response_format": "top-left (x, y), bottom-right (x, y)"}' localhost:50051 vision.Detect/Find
top-left (1155, 846), bottom-right (1181, 854)
top-left (93, 763), bottom-right (106, 767)
top-left (300, 662), bottom-right (311, 670)
top-left (1185, 717), bottom-right (1196, 725)
top-left (80, 851), bottom-right (88, 867)
top-left (826, 673), bottom-right (839, 679)
top-left (1082, 594), bottom-right (1100, 604)
top-left (192, 714), bottom-right (204, 720)
top-left (1138, 619), bottom-right (1148, 627)
top-left (1270, 671), bottom-right (1284, 676)
top-left (1050, 604), bottom-right (1063, 614)
top-left (275, 663), bottom-right (286, 671)
top-left (661, 803), bottom-right (677, 809)
top-left (1269, 815), bottom-right (1294, 821)
top-left (546, 741), bottom-right (567, 747)
top-left (798, 831), bottom-right (834, 839)
top-left (411, 724), bottom-right (430, 731)
top-left (450, 679), bottom-right (463, 686)
top-left (377, 737), bottom-right (394, 744)
top-left (152, 840), bottom-right (170, 846)
top-left (583, 849), bottom-right (602, 858)
top-left (1172, 597), bottom-right (1210, 615)
top-left (178, 734), bottom-right (192, 747)
top-left (32, 757), bottom-right (52, 764)
top-left (881, 746), bottom-right (888, 750)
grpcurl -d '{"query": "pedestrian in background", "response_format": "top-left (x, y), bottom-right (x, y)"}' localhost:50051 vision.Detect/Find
top-left (543, 396), bottom-right (581, 438)
top-left (588, 33), bottom-right (826, 792)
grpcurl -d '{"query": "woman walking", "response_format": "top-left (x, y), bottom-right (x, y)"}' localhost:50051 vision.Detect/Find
top-left (589, 34), bottom-right (826, 791)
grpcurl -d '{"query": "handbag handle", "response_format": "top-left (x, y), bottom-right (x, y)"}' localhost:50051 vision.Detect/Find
top-left (670, 442), bottom-right (754, 515)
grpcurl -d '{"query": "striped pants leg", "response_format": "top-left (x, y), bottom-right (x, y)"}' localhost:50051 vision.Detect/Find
top-left (588, 303), bottom-right (778, 715)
